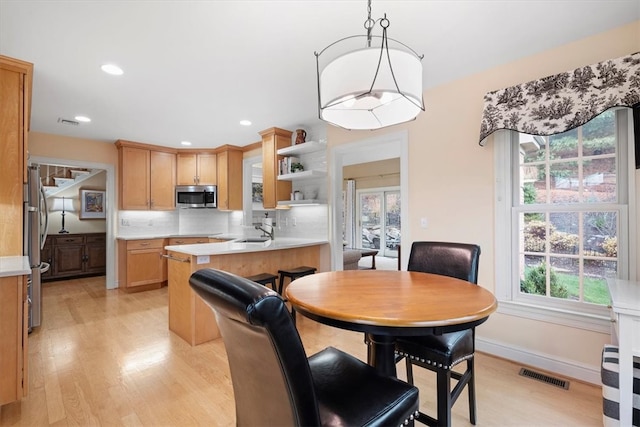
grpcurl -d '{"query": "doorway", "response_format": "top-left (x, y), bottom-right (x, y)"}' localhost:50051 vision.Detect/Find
top-left (30, 155), bottom-right (116, 289)
top-left (329, 131), bottom-right (409, 270)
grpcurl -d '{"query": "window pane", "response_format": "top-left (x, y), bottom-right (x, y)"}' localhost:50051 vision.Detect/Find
top-left (523, 213), bottom-right (546, 253)
top-left (520, 134), bottom-right (545, 163)
top-left (550, 161), bottom-right (579, 203)
top-left (360, 194), bottom-right (381, 249)
top-left (549, 257), bottom-right (577, 300)
top-left (583, 110), bottom-right (616, 156)
top-left (549, 212), bottom-right (578, 254)
top-left (520, 255), bottom-right (546, 296)
top-left (583, 158), bottom-right (616, 203)
top-left (549, 128), bottom-right (578, 159)
top-left (583, 259), bottom-right (616, 304)
top-left (583, 212), bottom-right (617, 257)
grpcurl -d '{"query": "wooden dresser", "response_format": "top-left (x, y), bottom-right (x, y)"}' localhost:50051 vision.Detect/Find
top-left (41, 233), bottom-right (106, 281)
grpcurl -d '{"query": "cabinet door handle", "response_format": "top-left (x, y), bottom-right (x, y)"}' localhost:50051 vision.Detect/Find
top-left (139, 242), bottom-right (150, 246)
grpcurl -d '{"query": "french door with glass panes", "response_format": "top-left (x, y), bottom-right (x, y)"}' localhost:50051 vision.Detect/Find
top-left (356, 188), bottom-right (400, 258)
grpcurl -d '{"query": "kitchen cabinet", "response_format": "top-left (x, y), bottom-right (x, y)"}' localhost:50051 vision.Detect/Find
top-left (0, 274), bottom-right (28, 405)
top-left (216, 145), bottom-right (243, 211)
top-left (0, 55), bottom-right (32, 256)
top-left (117, 238), bottom-right (167, 291)
top-left (42, 233), bottom-right (106, 281)
top-left (260, 127), bottom-right (292, 209)
top-left (116, 140), bottom-right (176, 210)
top-left (176, 151), bottom-right (217, 185)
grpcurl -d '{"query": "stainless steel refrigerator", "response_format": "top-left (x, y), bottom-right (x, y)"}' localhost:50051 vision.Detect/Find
top-left (24, 164), bottom-right (49, 330)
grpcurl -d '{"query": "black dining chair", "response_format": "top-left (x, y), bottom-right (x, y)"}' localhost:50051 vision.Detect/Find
top-left (189, 268), bottom-right (420, 427)
top-left (394, 241), bottom-right (481, 427)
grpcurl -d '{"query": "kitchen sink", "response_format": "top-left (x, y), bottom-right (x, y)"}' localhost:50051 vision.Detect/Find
top-left (234, 237), bottom-right (270, 243)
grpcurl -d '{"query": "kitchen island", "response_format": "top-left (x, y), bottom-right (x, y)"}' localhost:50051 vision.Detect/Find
top-left (165, 238), bottom-right (329, 345)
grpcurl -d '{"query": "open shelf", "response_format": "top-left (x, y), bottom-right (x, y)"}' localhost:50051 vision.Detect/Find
top-left (277, 140), bottom-right (326, 156)
top-left (277, 199), bottom-right (325, 207)
top-left (277, 170), bottom-right (326, 181)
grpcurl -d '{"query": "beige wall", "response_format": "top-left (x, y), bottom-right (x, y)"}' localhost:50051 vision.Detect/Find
top-left (343, 158), bottom-right (400, 190)
top-left (29, 132), bottom-right (118, 166)
top-left (328, 21), bottom-right (640, 380)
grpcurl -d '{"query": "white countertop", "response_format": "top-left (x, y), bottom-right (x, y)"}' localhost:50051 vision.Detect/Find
top-left (165, 237), bottom-right (328, 256)
top-left (0, 256), bottom-right (31, 277)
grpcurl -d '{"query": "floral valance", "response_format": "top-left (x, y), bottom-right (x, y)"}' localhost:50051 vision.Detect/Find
top-left (479, 52), bottom-right (640, 146)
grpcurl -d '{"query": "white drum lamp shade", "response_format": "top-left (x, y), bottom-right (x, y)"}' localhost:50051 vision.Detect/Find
top-left (318, 46), bottom-right (423, 130)
top-left (315, 2), bottom-right (424, 131)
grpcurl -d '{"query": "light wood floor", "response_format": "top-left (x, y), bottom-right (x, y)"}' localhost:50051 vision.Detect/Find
top-left (0, 276), bottom-right (602, 426)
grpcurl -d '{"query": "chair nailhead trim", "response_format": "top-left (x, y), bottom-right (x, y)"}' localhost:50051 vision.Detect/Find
top-left (400, 411), bottom-right (419, 426)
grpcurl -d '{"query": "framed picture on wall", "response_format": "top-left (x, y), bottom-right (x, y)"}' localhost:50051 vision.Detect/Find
top-left (79, 189), bottom-right (106, 219)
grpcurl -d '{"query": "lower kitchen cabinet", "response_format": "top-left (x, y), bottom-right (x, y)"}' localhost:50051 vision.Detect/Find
top-left (42, 233), bottom-right (106, 281)
top-left (0, 275), bottom-right (28, 405)
top-left (117, 239), bottom-right (167, 291)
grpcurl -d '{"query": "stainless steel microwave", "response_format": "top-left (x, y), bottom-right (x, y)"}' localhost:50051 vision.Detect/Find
top-left (175, 185), bottom-right (217, 208)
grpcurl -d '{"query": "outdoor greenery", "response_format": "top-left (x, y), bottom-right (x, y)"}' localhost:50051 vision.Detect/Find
top-left (521, 264), bottom-right (610, 304)
top-left (521, 263), bottom-right (568, 298)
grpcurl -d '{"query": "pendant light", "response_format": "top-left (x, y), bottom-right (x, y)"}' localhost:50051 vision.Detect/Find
top-left (315, 0), bottom-right (425, 130)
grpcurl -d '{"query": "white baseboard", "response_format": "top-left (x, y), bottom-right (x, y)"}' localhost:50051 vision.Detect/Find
top-left (476, 336), bottom-right (601, 385)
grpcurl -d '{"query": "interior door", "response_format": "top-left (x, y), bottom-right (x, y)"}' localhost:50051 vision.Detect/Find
top-left (357, 189), bottom-right (400, 258)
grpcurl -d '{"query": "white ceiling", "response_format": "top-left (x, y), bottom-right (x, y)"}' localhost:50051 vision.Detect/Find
top-left (1, 1), bottom-right (638, 149)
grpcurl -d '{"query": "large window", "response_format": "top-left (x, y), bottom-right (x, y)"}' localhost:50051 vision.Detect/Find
top-left (495, 108), bottom-right (634, 323)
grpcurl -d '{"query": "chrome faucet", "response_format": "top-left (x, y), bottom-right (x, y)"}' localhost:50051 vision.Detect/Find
top-left (255, 224), bottom-right (274, 240)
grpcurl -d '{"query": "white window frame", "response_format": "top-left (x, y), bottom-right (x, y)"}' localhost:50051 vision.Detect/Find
top-left (494, 108), bottom-right (636, 333)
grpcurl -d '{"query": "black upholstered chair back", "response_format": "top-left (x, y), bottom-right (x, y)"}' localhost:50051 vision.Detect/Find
top-left (407, 241), bottom-right (480, 284)
top-left (189, 268), bottom-right (320, 426)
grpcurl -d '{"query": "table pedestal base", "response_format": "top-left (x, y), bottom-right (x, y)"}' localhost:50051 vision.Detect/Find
top-left (366, 333), bottom-right (397, 377)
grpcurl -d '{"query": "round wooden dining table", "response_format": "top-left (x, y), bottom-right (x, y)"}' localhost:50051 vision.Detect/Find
top-left (285, 270), bottom-right (498, 377)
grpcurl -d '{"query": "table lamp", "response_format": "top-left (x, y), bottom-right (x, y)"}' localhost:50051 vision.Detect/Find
top-left (51, 196), bottom-right (74, 234)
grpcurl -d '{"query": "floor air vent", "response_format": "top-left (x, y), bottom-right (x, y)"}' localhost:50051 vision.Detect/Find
top-left (518, 368), bottom-right (569, 390)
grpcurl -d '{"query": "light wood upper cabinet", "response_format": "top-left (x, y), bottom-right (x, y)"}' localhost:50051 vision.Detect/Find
top-left (176, 152), bottom-right (217, 185)
top-left (216, 145), bottom-right (243, 211)
top-left (0, 55), bottom-right (32, 257)
top-left (150, 150), bottom-right (177, 209)
top-left (116, 140), bottom-right (176, 210)
top-left (260, 127), bottom-right (292, 209)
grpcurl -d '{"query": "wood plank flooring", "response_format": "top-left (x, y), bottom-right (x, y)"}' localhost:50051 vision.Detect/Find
top-left (0, 276), bottom-right (602, 426)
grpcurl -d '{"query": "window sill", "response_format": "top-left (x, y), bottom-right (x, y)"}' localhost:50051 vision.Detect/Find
top-left (496, 300), bottom-right (612, 334)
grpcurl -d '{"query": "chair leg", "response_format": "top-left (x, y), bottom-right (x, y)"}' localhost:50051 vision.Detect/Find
top-left (278, 276), bottom-right (286, 294)
top-left (405, 357), bottom-right (414, 384)
top-left (436, 369), bottom-right (452, 427)
top-left (467, 358), bottom-right (476, 425)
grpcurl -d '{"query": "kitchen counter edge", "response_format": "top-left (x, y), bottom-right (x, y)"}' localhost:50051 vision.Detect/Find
top-left (0, 256), bottom-right (31, 277)
top-left (164, 238), bottom-right (329, 256)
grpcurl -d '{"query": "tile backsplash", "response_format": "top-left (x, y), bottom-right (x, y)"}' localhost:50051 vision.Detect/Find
top-left (117, 206), bottom-right (329, 240)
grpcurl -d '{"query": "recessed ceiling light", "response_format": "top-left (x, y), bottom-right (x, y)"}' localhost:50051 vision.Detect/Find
top-left (180, 141), bottom-right (192, 146)
top-left (239, 120), bottom-right (252, 126)
top-left (101, 64), bottom-right (123, 75)
top-left (74, 115), bottom-right (91, 122)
